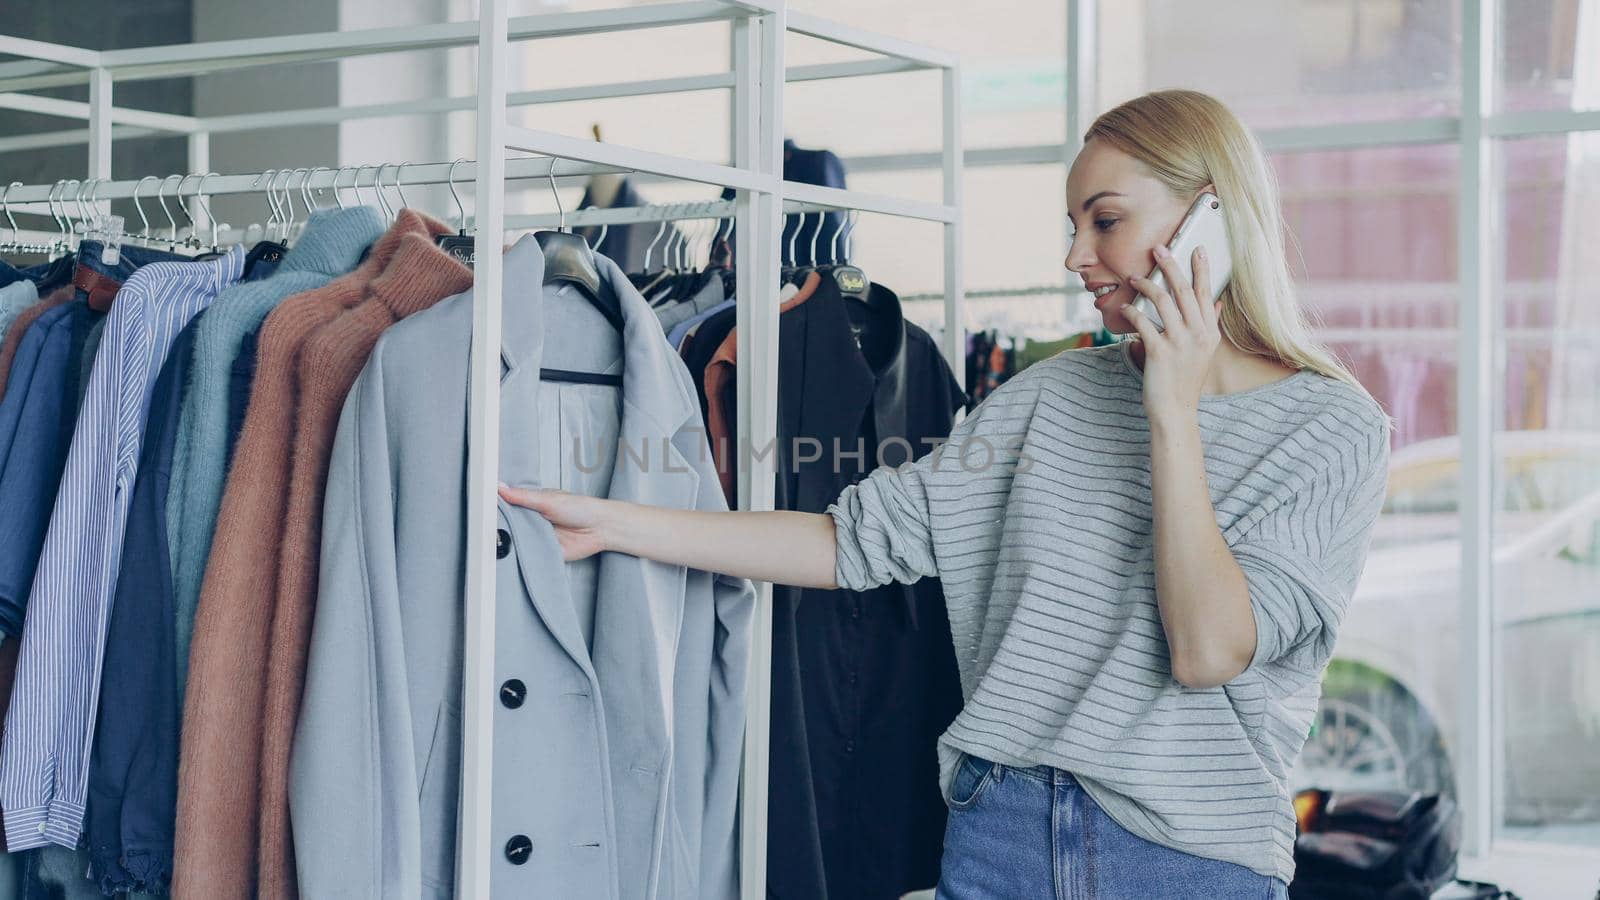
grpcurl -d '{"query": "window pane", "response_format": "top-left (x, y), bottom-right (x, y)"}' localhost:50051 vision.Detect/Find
top-left (846, 166), bottom-right (1069, 339)
top-left (1493, 133), bottom-right (1600, 848)
top-left (1497, 0), bottom-right (1600, 113)
top-left (790, 0), bottom-right (1066, 152)
top-left (1276, 144), bottom-right (1463, 806)
top-left (1099, 0), bottom-right (1460, 130)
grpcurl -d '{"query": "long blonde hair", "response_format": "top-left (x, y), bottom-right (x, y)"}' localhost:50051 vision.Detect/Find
top-left (1084, 89), bottom-right (1365, 391)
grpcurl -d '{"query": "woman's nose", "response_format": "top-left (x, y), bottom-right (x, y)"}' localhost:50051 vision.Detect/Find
top-left (1064, 238), bottom-right (1093, 273)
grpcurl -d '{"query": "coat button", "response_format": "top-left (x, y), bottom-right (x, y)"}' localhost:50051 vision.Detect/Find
top-left (505, 834), bottom-right (532, 865)
top-left (496, 528), bottom-right (510, 559)
top-left (500, 678), bottom-right (527, 709)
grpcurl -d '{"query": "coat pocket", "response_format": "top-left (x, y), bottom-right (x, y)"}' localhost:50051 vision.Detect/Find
top-left (418, 700), bottom-right (462, 895)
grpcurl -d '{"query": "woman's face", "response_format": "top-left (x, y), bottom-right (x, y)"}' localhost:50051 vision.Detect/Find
top-left (1064, 139), bottom-right (1200, 334)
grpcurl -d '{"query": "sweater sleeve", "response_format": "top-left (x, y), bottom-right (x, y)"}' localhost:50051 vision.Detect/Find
top-left (827, 369), bottom-right (1037, 593)
top-left (1234, 416), bottom-right (1389, 697)
top-left (290, 355), bottom-right (423, 898)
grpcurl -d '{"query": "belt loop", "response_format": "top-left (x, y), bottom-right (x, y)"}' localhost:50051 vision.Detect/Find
top-left (992, 762), bottom-right (1005, 785)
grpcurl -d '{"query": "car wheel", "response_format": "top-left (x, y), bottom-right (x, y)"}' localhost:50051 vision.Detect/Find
top-left (1294, 661), bottom-right (1456, 798)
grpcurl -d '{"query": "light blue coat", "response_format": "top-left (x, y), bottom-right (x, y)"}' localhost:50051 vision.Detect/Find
top-left (290, 235), bottom-right (754, 899)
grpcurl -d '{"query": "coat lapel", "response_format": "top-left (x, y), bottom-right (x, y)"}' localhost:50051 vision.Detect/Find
top-left (489, 235), bottom-right (701, 744)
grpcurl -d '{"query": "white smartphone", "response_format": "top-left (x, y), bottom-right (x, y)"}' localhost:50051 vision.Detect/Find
top-left (1134, 191), bottom-right (1233, 331)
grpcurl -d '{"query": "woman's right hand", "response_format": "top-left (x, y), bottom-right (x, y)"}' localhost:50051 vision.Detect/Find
top-left (499, 483), bottom-right (840, 589)
top-left (498, 484), bottom-right (611, 562)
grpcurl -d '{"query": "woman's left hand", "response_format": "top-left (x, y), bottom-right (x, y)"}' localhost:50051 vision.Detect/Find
top-left (1121, 244), bottom-right (1222, 422)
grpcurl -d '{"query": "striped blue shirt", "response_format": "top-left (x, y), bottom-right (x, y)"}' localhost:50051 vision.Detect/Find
top-left (0, 246), bottom-right (245, 850)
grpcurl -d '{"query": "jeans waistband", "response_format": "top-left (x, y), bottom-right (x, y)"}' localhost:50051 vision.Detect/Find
top-left (997, 761), bottom-right (1079, 788)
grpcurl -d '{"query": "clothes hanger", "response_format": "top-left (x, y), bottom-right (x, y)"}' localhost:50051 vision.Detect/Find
top-left (303, 166), bottom-right (327, 213)
top-left (170, 174), bottom-right (200, 253)
top-left (781, 211), bottom-right (812, 287)
top-left (129, 176), bottom-right (157, 248)
top-left (827, 209), bottom-right (899, 364)
top-left (391, 161), bottom-right (412, 213)
top-left (155, 175), bottom-right (182, 252)
top-left (373, 163), bottom-right (395, 221)
top-left (631, 214), bottom-right (674, 293)
top-left (435, 158), bottom-right (476, 263)
top-left (367, 164), bottom-right (393, 222)
top-left (531, 161), bottom-right (624, 386)
top-left (534, 160), bottom-right (619, 331)
top-left (283, 168), bottom-right (310, 240)
top-left (189, 173), bottom-right (228, 259)
top-left (242, 169), bottom-right (290, 277)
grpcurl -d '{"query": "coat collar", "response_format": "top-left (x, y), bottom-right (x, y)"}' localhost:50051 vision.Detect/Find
top-left (790, 274), bottom-right (911, 460)
top-left (498, 234), bottom-right (701, 441)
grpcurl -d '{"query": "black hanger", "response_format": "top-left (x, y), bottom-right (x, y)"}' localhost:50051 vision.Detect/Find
top-left (533, 230), bottom-right (622, 332)
top-left (535, 165), bottom-right (625, 386)
top-left (435, 160), bottom-right (478, 265)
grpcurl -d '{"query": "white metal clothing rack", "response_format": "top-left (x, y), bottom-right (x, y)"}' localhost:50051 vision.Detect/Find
top-left (0, 3), bottom-right (963, 897)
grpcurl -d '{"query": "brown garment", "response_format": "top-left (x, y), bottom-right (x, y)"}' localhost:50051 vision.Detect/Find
top-left (171, 210), bottom-right (450, 900)
top-left (252, 231), bottom-right (470, 900)
top-left (703, 272), bottom-right (819, 504)
top-left (0, 286), bottom-right (74, 400)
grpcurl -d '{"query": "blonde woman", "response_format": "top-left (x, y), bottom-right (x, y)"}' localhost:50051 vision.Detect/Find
top-left (501, 90), bottom-right (1390, 898)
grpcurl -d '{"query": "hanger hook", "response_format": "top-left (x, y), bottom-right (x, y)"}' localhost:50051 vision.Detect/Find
top-left (303, 167), bottom-right (323, 212)
top-left (371, 163), bottom-right (392, 220)
top-left (42, 182), bottom-right (59, 246)
top-left (392, 162), bottom-right (411, 212)
top-left (197, 172), bottom-right (221, 249)
top-left (710, 214), bottom-right (728, 260)
top-left (336, 165), bottom-right (355, 209)
top-left (276, 169), bottom-right (299, 238)
top-left (845, 210), bottom-right (857, 262)
top-left (250, 169), bottom-right (274, 239)
top-left (86, 179), bottom-right (102, 236)
top-left (291, 168), bottom-right (311, 229)
top-left (83, 179), bottom-right (101, 238)
top-left (58, 181), bottom-right (77, 245)
top-left (368, 164), bottom-right (393, 220)
top-left (131, 175), bottom-right (157, 242)
top-left (63, 179), bottom-right (83, 234)
top-left (545, 158), bottom-right (566, 232)
top-left (787, 212), bottom-right (803, 266)
top-left (447, 158), bottom-right (468, 232)
top-left (177, 173), bottom-right (203, 246)
top-left (69, 179), bottom-right (85, 236)
top-left (328, 166), bottom-right (349, 210)
top-left (809, 208), bottom-right (825, 265)
top-left (156, 175), bottom-right (180, 245)
top-left (352, 165), bottom-right (372, 210)
top-left (1, 182), bottom-right (18, 250)
top-left (829, 207), bottom-right (848, 264)
top-left (48, 181), bottom-right (67, 247)
top-left (581, 205), bottom-right (607, 247)
top-left (644, 216), bottom-right (668, 272)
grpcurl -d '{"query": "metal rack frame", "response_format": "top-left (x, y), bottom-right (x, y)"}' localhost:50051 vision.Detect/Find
top-left (0, 4), bottom-right (964, 897)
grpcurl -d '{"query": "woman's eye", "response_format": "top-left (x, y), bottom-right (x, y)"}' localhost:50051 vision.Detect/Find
top-left (1095, 218), bottom-right (1117, 231)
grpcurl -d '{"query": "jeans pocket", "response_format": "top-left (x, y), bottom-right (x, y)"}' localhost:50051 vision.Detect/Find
top-left (947, 754), bottom-right (999, 811)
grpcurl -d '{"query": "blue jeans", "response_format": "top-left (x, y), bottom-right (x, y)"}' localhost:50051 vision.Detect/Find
top-left (934, 755), bottom-right (1288, 900)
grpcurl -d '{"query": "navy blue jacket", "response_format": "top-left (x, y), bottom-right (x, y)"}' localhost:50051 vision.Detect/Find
top-left (85, 310), bottom-right (206, 895)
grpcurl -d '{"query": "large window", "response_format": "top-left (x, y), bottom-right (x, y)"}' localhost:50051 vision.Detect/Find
top-left (1270, 144), bottom-right (1462, 804)
top-left (1493, 132), bottom-right (1600, 847)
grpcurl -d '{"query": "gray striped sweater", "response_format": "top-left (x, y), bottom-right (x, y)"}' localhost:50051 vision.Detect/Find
top-left (826, 341), bottom-right (1389, 883)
